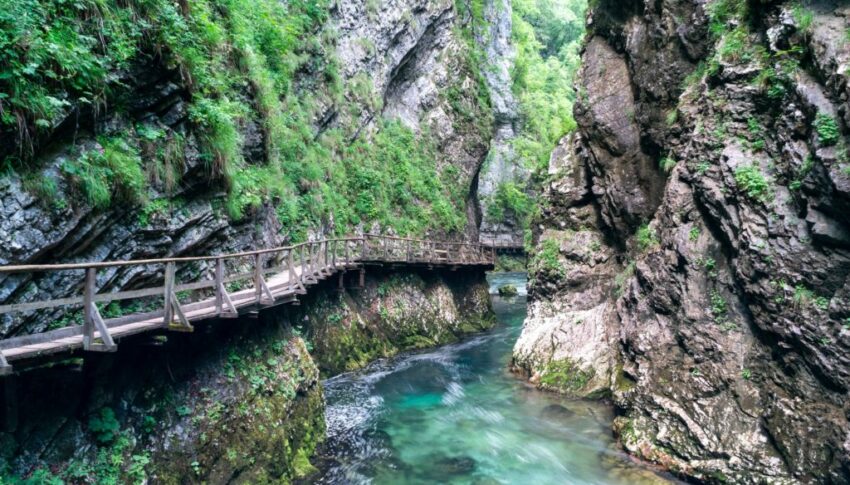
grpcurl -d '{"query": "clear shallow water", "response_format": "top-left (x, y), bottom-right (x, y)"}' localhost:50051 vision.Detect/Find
top-left (314, 273), bottom-right (674, 484)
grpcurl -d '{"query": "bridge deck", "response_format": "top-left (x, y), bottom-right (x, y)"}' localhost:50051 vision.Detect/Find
top-left (0, 235), bottom-right (495, 373)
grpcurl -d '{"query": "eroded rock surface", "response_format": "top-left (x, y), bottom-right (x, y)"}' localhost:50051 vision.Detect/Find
top-left (516, 2), bottom-right (850, 482)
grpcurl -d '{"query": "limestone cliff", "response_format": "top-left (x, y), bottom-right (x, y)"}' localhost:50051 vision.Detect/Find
top-left (516, 1), bottom-right (850, 482)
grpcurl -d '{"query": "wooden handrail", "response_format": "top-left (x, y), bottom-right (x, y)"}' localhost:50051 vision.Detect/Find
top-left (0, 237), bottom-right (365, 273)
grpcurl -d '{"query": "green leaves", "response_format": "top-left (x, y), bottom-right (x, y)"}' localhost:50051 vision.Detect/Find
top-left (733, 164), bottom-right (771, 201)
top-left (814, 112), bottom-right (840, 146)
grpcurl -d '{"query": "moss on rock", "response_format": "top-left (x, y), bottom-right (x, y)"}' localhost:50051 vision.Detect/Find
top-left (298, 269), bottom-right (496, 376)
top-left (538, 358), bottom-right (596, 394)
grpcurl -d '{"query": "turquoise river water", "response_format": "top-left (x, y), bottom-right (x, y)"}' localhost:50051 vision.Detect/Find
top-left (313, 272), bottom-right (676, 484)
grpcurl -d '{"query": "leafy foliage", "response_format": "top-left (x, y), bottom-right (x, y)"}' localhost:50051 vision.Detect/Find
top-left (814, 112), bottom-right (840, 146)
top-left (733, 164), bottom-right (771, 201)
top-left (636, 223), bottom-right (659, 251)
top-left (486, 181), bottom-right (534, 228)
top-left (88, 408), bottom-right (120, 445)
top-left (511, 0), bottom-right (585, 174)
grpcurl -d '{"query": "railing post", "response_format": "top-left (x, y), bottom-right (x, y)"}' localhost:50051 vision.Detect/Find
top-left (325, 240), bottom-right (330, 270)
top-left (254, 254), bottom-right (263, 303)
top-left (298, 245), bottom-right (305, 284)
top-left (163, 262), bottom-right (175, 326)
top-left (80, 267), bottom-right (117, 350)
top-left (287, 249), bottom-right (295, 291)
top-left (332, 240), bottom-right (337, 268)
top-left (83, 267), bottom-right (96, 348)
top-left (215, 258), bottom-right (224, 314)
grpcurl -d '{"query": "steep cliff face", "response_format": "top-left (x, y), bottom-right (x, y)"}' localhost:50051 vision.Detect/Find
top-left (476, 0), bottom-right (528, 245)
top-left (516, 1), bottom-right (850, 482)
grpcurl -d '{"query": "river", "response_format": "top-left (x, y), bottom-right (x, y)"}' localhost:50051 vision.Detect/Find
top-left (313, 272), bottom-right (675, 484)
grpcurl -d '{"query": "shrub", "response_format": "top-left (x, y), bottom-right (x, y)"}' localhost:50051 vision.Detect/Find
top-left (636, 223), bottom-right (659, 251)
top-left (814, 113), bottom-right (840, 146)
top-left (486, 182), bottom-right (534, 226)
top-left (189, 98), bottom-right (244, 184)
top-left (88, 408), bottom-right (120, 445)
top-left (532, 238), bottom-right (564, 279)
top-left (61, 137), bottom-right (145, 209)
top-left (734, 164), bottom-right (771, 201)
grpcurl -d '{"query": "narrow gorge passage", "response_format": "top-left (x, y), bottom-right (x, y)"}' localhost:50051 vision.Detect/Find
top-left (312, 273), bottom-right (674, 484)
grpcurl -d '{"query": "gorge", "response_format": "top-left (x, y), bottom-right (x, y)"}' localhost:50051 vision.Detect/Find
top-left (0, 0), bottom-right (848, 484)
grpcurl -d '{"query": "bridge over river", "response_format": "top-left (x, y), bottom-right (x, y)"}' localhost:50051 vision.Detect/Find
top-left (0, 235), bottom-right (498, 375)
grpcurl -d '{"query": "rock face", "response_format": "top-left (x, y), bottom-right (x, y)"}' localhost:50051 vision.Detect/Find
top-left (476, 0), bottom-right (529, 245)
top-left (293, 268), bottom-right (495, 376)
top-left (516, 1), bottom-right (850, 483)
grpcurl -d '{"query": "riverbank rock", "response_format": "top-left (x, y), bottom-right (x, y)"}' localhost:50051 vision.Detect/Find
top-left (517, 1), bottom-right (850, 482)
top-left (296, 269), bottom-right (495, 376)
top-left (497, 284), bottom-right (518, 296)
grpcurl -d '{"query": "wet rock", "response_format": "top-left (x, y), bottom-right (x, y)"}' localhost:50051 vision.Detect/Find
top-left (497, 284), bottom-right (518, 296)
top-left (430, 454), bottom-right (477, 476)
top-left (539, 404), bottom-right (576, 421)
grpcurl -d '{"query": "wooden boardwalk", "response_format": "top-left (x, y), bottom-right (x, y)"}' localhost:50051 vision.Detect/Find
top-left (0, 235), bottom-right (495, 375)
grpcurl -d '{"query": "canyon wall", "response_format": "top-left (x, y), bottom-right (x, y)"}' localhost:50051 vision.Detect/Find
top-left (515, 1), bottom-right (850, 482)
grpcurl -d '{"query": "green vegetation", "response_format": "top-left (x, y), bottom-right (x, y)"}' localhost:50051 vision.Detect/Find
top-left (636, 223), bottom-right (659, 252)
top-left (707, 0), bottom-right (749, 39)
top-left (659, 157), bottom-right (676, 173)
top-left (511, 0), bottom-right (585, 174)
top-left (88, 408), bottom-right (121, 445)
top-left (734, 164), bottom-right (771, 201)
top-left (689, 227), bottom-right (701, 242)
top-left (793, 284), bottom-right (815, 307)
top-left (791, 2), bottom-right (814, 33)
top-left (531, 238), bottom-right (565, 279)
top-left (614, 260), bottom-right (636, 297)
top-left (3, 0), bottom-right (488, 240)
top-left (60, 137), bottom-right (146, 209)
top-left (539, 358), bottom-right (594, 393)
top-left (486, 181), bottom-right (534, 228)
top-left (710, 290), bottom-right (728, 320)
top-left (814, 112), bottom-right (840, 146)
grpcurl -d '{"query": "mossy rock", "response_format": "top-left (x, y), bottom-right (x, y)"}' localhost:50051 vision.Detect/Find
top-left (498, 284), bottom-right (518, 296)
top-left (538, 358), bottom-right (595, 394)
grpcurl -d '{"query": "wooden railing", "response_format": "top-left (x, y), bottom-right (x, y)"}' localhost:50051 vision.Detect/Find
top-left (479, 237), bottom-right (526, 251)
top-left (0, 235), bottom-right (495, 374)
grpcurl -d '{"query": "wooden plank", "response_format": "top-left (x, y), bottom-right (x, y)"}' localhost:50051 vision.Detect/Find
top-left (89, 305), bottom-right (117, 352)
top-left (0, 296), bottom-right (83, 316)
top-left (168, 293), bottom-right (194, 332)
top-left (0, 352), bottom-right (11, 376)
